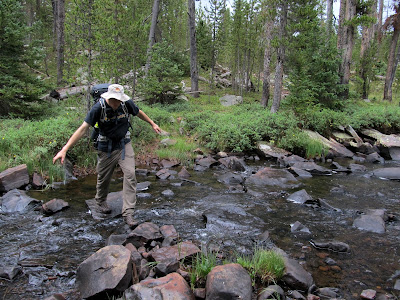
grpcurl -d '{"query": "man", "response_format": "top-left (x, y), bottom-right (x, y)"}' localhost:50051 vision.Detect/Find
top-left (53, 84), bottom-right (161, 228)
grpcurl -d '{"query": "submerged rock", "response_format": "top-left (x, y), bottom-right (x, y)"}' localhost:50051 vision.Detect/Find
top-left (287, 189), bottom-right (313, 204)
top-left (1, 189), bottom-right (40, 213)
top-left (309, 240), bottom-right (350, 253)
top-left (372, 167), bottom-right (400, 180)
top-left (42, 198), bottom-right (69, 215)
top-left (246, 167), bottom-right (302, 189)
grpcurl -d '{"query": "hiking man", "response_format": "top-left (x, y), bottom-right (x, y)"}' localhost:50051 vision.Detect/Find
top-left (53, 84), bottom-right (162, 228)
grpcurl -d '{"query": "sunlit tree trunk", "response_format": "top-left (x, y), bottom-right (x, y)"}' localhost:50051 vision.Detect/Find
top-left (326, 0), bottom-right (333, 35)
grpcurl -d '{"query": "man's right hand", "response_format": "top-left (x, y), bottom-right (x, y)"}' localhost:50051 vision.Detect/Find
top-left (53, 149), bottom-right (67, 165)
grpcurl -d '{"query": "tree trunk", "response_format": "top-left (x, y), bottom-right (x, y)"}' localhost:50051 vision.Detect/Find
top-left (261, 10), bottom-right (273, 108)
top-left (86, 0), bottom-right (94, 113)
top-left (145, 0), bottom-right (160, 76)
top-left (337, 0), bottom-right (346, 51)
top-left (188, 0), bottom-right (199, 98)
top-left (56, 0), bottom-right (65, 86)
top-left (359, 0), bottom-right (377, 99)
top-left (271, 1), bottom-right (287, 114)
top-left (339, 0), bottom-right (356, 98)
top-left (377, 0), bottom-right (384, 42)
top-left (326, 0), bottom-right (334, 35)
top-left (384, 26), bottom-right (400, 101)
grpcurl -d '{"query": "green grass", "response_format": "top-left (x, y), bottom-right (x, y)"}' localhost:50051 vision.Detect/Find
top-left (236, 248), bottom-right (285, 286)
top-left (189, 251), bottom-right (218, 289)
top-left (156, 136), bottom-right (202, 166)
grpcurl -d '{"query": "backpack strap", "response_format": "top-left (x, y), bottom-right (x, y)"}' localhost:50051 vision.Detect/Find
top-left (99, 98), bottom-right (107, 123)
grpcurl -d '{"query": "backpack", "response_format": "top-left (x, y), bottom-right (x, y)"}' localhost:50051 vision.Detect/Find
top-left (89, 84), bottom-right (130, 148)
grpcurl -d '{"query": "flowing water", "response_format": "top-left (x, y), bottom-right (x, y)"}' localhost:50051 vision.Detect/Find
top-left (0, 158), bottom-right (399, 299)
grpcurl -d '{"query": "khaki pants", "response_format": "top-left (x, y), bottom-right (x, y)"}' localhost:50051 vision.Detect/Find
top-left (95, 142), bottom-right (137, 217)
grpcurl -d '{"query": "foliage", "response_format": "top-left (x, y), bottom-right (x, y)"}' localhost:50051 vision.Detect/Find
top-left (236, 248), bottom-right (285, 285)
top-left (136, 41), bottom-right (185, 104)
top-left (156, 136), bottom-right (201, 167)
top-left (286, 1), bottom-right (343, 109)
top-left (0, 0), bottom-right (46, 118)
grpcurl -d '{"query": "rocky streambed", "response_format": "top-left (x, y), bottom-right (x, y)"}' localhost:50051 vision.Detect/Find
top-left (1, 129), bottom-right (400, 299)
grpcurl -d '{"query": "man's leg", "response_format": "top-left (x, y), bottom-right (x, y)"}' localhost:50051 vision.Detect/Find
top-left (118, 142), bottom-right (137, 226)
top-left (95, 150), bottom-right (119, 213)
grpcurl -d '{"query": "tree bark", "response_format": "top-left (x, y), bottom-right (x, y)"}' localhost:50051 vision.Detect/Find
top-left (339, 0), bottom-right (356, 98)
top-left (337, 0), bottom-right (346, 51)
top-left (188, 0), bottom-right (199, 98)
top-left (271, 1), bottom-right (287, 114)
top-left (145, 0), bottom-right (160, 76)
top-left (261, 7), bottom-right (274, 108)
top-left (56, 0), bottom-right (65, 85)
top-left (384, 16), bottom-right (400, 101)
top-left (326, 0), bottom-right (334, 35)
top-left (377, 0), bottom-right (384, 42)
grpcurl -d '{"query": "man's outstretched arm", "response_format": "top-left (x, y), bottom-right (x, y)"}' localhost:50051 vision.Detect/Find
top-left (53, 121), bottom-right (90, 165)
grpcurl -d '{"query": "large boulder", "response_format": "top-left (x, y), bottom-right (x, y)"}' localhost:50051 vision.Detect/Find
top-left (256, 142), bottom-right (291, 159)
top-left (361, 129), bottom-right (400, 160)
top-left (150, 241), bottom-right (200, 264)
top-left (219, 94), bottom-right (243, 106)
top-left (1, 189), bottom-right (40, 213)
top-left (0, 164), bottom-right (29, 192)
top-left (206, 263), bottom-right (252, 300)
top-left (76, 245), bottom-right (132, 299)
top-left (126, 222), bottom-right (163, 248)
top-left (372, 168), bottom-right (400, 180)
top-left (304, 130), bottom-right (354, 158)
top-left (125, 272), bottom-right (195, 300)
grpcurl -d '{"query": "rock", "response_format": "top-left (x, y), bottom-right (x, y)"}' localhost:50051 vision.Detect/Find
top-left (1, 189), bottom-right (41, 213)
top-left (309, 240), bottom-right (350, 253)
top-left (373, 167), bottom-right (400, 180)
top-left (194, 287), bottom-right (206, 299)
top-left (156, 169), bottom-right (172, 180)
top-left (246, 167), bottom-right (302, 189)
top-left (289, 290), bottom-right (306, 299)
top-left (394, 279), bottom-right (400, 290)
top-left (258, 284), bottom-right (286, 300)
top-left (161, 189), bottom-right (174, 197)
top-left (155, 258), bottom-right (180, 276)
top-left (353, 213), bottom-right (385, 233)
top-left (278, 155), bottom-right (308, 167)
top-left (304, 130), bottom-right (354, 158)
top-left (43, 294), bottom-right (65, 300)
top-left (76, 245), bottom-right (132, 299)
top-left (136, 169), bottom-right (150, 176)
top-left (0, 266), bottom-right (22, 280)
top-left (137, 181), bottom-right (151, 191)
top-left (150, 241), bottom-right (200, 263)
top-left (42, 198), bottom-right (69, 215)
top-left (126, 222), bottom-right (162, 248)
top-left (125, 273), bottom-right (195, 300)
top-left (32, 172), bottom-right (46, 189)
top-left (160, 138), bottom-right (177, 147)
top-left (219, 94), bottom-right (243, 106)
top-left (0, 164), bottom-right (29, 192)
top-left (287, 189), bottom-right (313, 204)
top-left (178, 167), bottom-right (191, 178)
top-left (160, 159), bottom-right (180, 168)
top-left (206, 264), bottom-right (252, 300)
top-left (365, 152), bottom-right (385, 163)
top-left (291, 221), bottom-right (311, 234)
top-left (256, 142), bottom-right (291, 159)
top-left (288, 167), bottom-right (313, 178)
top-left (217, 172), bottom-right (244, 185)
top-left (316, 287), bottom-right (339, 298)
top-left (218, 156), bottom-right (247, 171)
top-left (281, 258), bottom-right (314, 291)
top-left (197, 156), bottom-right (218, 168)
top-left (160, 224), bottom-right (178, 239)
top-left (361, 289), bottom-right (377, 299)
top-left (138, 259), bottom-right (150, 280)
top-left (106, 234), bottom-right (128, 246)
top-left (349, 163), bottom-right (367, 172)
top-left (85, 191), bottom-right (122, 220)
top-left (290, 162), bottom-right (332, 175)
top-left (137, 192), bottom-right (152, 199)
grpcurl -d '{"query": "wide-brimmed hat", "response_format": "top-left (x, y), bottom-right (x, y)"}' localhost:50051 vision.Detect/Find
top-left (101, 84), bottom-right (130, 102)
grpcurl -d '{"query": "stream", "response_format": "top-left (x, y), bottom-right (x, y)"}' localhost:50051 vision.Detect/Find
top-left (0, 158), bottom-right (399, 299)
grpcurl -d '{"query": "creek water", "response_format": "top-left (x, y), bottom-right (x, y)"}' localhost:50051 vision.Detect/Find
top-left (0, 158), bottom-right (399, 300)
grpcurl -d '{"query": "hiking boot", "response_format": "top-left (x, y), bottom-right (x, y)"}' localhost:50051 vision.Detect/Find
top-left (123, 214), bottom-right (138, 228)
top-left (93, 201), bottom-right (111, 214)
